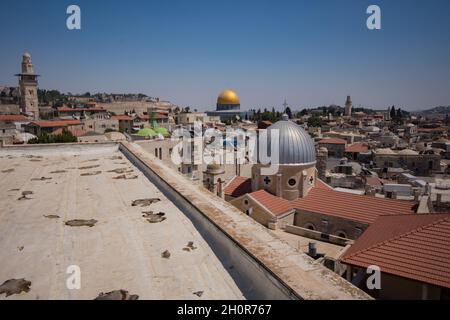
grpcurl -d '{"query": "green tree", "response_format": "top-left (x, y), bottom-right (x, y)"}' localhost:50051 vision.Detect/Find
top-left (285, 106), bottom-right (293, 118)
top-left (28, 129), bottom-right (77, 144)
top-left (307, 115), bottom-right (323, 127)
top-left (390, 106), bottom-right (396, 119)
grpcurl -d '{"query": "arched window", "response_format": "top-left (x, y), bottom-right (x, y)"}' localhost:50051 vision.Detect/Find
top-left (336, 231), bottom-right (347, 239)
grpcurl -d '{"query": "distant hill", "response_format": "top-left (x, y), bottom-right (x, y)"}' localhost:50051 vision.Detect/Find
top-left (413, 106), bottom-right (450, 115)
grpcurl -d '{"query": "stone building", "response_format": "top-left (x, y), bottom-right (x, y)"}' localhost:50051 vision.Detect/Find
top-left (25, 120), bottom-right (83, 136)
top-left (374, 148), bottom-right (441, 176)
top-left (251, 114), bottom-right (317, 201)
top-left (316, 147), bottom-right (328, 181)
top-left (15, 52), bottom-right (39, 120)
top-left (0, 122), bottom-right (16, 144)
top-left (57, 102), bottom-right (108, 119)
top-left (112, 115), bottom-right (134, 133)
top-left (318, 138), bottom-right (347, 158)
top-left (203, 162), bottom-right (226, 197)
top-left (224, 115), bottom-right (417, 239)
top-left (81, 117), bottom-right (119, 134)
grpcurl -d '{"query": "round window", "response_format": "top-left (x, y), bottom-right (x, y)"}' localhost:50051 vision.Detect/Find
top-left (337, 232), bottom-right (347, 238)
top-left (288, 178), bottom-right (297, 187)
top-left (244, 199), bottom-right (249, 206)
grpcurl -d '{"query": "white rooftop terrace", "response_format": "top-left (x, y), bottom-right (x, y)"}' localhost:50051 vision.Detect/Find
top-left (0, 144), bottom-right (243, 299)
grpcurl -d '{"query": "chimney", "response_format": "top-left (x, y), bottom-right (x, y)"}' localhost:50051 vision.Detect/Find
top-left (436, 193), bottom-right (442, 206)
top-left (413, 188), bottom-right (420, 202)
top-left (308, 242), bottom-right (317, 258)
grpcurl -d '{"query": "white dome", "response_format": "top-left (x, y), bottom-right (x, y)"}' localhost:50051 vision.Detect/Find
top-left (265, 116), bottom-right (316, 165)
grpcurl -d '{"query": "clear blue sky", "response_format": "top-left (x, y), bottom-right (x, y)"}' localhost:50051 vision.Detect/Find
top-left (1, 0), bottom-right (449, 111)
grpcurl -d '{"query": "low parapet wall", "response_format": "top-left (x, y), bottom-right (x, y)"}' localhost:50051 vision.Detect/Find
top-left (120, 141), bottom-right (371, 300)
top-left (285, 225), bottom-right (352, 247)
top-left (0, 142), bottom-right (118, 156)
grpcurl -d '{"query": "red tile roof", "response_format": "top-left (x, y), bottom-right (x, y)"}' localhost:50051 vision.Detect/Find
top-left (66, 102), bottom-right (97, 105)
top-left (137, 113), bottom-right (168, 120)
top-left (319, 138), bottom-right (347, 145)
top-left (418, 127), bottom-right (448, 133)
top-left (342, 214), bottom-right (450, 289)
top-left (29, 120), bottom-right (82, 128)
top-left (0, 115), bottom-right (28, 122)
top-left (291, 181), bottom-right (416, 224)
top-left (226, 178), bottom-right (415, 224)
top-left (57, 107), bottom-right (105, 112)
top-left (365, 176), bottom-right (382, 187)
top-left (224, 176), bottom-right (252, 197)
top-left (249, 189), bottom-right (293, 216)
top-left (112, 115), bottom-right (134, 121)
top-left (345, 143), bottom-right (369, 153)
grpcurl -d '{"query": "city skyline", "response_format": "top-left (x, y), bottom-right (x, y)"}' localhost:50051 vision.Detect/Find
top-left (1, 0), bottom-right (450, 110)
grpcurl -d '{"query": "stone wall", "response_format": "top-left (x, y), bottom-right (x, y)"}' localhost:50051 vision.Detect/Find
top-left (0, 104), bottom-right (20, 115)
top-left (294, 209), bottom-right (368, 240)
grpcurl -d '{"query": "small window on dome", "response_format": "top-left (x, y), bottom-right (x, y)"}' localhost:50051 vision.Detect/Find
top-left (288, 178), bottom-right (297, 187)
top-left (337, 232), bottom-right (347, 239)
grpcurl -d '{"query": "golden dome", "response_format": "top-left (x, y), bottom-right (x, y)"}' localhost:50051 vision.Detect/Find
top-left (217, 89), bottom-right (240, 105)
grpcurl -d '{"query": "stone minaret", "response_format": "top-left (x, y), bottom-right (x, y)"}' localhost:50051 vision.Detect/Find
top-left (15, 52), bottom-right (40, 120)
top-left (344, 95), bottom-right (352, 117)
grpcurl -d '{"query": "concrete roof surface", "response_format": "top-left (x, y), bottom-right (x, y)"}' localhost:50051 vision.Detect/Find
top-left (0, 148), bottom-right (244, 300)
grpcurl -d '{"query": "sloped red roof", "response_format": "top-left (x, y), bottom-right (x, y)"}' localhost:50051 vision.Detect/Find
top-left (291, 181), bottom-right (416, 224)
top-left (29, 120), bottom-right (82, 128)
top-left (345, 143), bottom-right (369, 153)
top-left (342, 214), bottom-right (450, 289)
top-left (319, 138), bottom-right (347, 145)
top-left (112, 115), bottom-right (134, 121)
top-left (418, 127), bottom-right (447, 133)
top-left (365, 176), bottom-right (382, 187)
top-left (249, 189), bottom-right (293, 216)
top-left (224, 176), bottom-right (252, 197)
top-left (0, 115), bottom-right (28, 122)
top-left (137, 113), bottom-right (168, 120)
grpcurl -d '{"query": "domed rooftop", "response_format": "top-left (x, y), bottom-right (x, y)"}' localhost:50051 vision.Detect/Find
top-left (205, 162), bottom-right (225, 174)
top-left (398, 149), bottom-right (419, 155)
top-left (217, 89), bottom-right (240, 105)
top-left (375, 148), bottom-right (396, 155)
top-left (265, 114), bottom-right (316, 165)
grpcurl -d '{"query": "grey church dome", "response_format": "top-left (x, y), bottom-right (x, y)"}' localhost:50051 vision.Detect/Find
top-left (265, 115), bottom-right (316, 165)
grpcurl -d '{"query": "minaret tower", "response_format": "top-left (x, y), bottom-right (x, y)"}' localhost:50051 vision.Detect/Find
top-left (15, 52), bottom-right (40, 120)
top-left (344, 95), bottom-right (352, 117)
